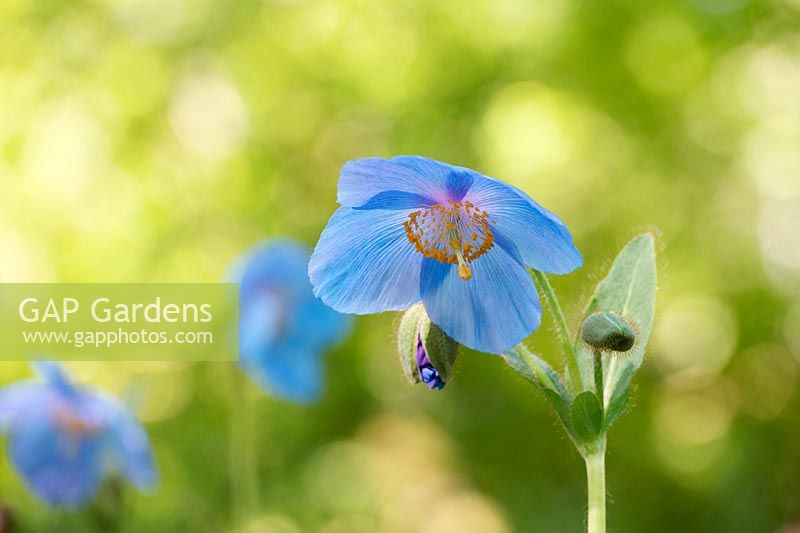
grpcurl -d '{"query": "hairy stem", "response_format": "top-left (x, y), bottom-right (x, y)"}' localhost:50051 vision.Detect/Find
top-left (531, 270), bottom-right (583, 392)
top-left (593, 349), bottom-right (604, 401)
top-left (514, 344), bottom-right (557, 391)
top-left (585, 446), bottom-right (607, 533)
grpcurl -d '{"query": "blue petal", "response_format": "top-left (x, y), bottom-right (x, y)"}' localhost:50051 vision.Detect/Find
top-left (309, 206), bottom-right (422, 314)
top-left (239, 240), bottom-right (315, 296)
top-left (393, 156), bottom-right (474, 201)
top-left (238, 239), bottom-right (352, 348)
top-left (420, 240), bottom-right (541, 353)
top-left (0, 383), bottom-right (57, 430)
top-left (34, 362), bottom-right (81, 399)
top-left (34, 361), bottom-right (69, 384)
top-left (236, 239), bottom-right (351, 403)
top-left (337, 156), bottom-right (474, 208)
top-left (95, 394), bottom-right (158, 490)
top-left (239, 291), bottom-right (284, 360)
top-left (465, 173), bottom-right (582, 274)
top-left (355, 190), bottom-right (434, 210)
top-left (241, 343), bottom-right (324, 403)
top-left (289, 293), bottom-right (352, 349)
top-left (8, 406), bottom-right (103, 507)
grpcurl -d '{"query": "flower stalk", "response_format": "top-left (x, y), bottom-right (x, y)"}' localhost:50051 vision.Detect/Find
top-left (228, 367), bottom-right (259, 525)
top-left (585, 446), bottom-right (607, 533)
top-left (593, 350), bottom-right (604, 400)
top-left (512, 332), bottom-right (609, 533)
top-left (531, 270), bottom-right (584, 393)
top-left (516, 234), bottom-right (656, 532)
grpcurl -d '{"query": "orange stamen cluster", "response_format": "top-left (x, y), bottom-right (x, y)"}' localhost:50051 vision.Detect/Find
top-left (54, 405), bottom-right (101, 437)
top-left (404, 200), bottom-right (494, 281)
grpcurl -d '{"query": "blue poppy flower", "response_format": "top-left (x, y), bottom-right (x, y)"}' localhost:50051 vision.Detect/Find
top-left (309, 156), bottom-right (582, 354)
top-left (0, 362), bottom-right (157, 507)
top-left (236, 239), bottom-right (352, 403)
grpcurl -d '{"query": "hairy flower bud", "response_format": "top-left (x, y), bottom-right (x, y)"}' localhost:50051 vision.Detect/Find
top-left (580, 311), bottom-right (636, 352)
top-left (397, 304), bottom-right (458, 389)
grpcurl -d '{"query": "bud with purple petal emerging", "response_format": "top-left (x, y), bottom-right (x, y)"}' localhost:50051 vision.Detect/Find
top-left (397, 304), bottom-right (458, 390)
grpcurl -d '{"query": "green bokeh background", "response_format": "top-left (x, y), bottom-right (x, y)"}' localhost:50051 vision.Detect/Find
top-left (2, 0), bottom-right (800, 531)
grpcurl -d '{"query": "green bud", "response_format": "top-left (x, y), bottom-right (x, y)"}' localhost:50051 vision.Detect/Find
top-left (580, 311), bottom-right (636, 353)
top-left (397, 304), bottom-right (426, 384)
top-left (397, 304), bottom-right (458, 389)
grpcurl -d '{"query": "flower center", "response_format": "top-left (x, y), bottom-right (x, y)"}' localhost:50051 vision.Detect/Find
top-left (403, 201), bottom-right (494, 281)
top-left (53, 404), bottom-right (101, 437)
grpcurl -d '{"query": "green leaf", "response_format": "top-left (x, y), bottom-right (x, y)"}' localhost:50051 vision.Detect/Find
top-left (502, 346), bottom-right (572, 431)
top-left (570, 391), bottom-right (603, 443)
top-left (542, 389), bottom-right (572, 431)
top-left (604, 363), bottom-right (634, 430)
top-left (575, 233), bottom-right (657, 418)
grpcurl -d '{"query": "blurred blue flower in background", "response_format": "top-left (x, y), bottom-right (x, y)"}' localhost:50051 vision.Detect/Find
top-left (236, 239), bottom-right (351, 403)
top-left (309, 156), bottom-right (582, 354)
top-left (0, 362), bottom-right (157, 507)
